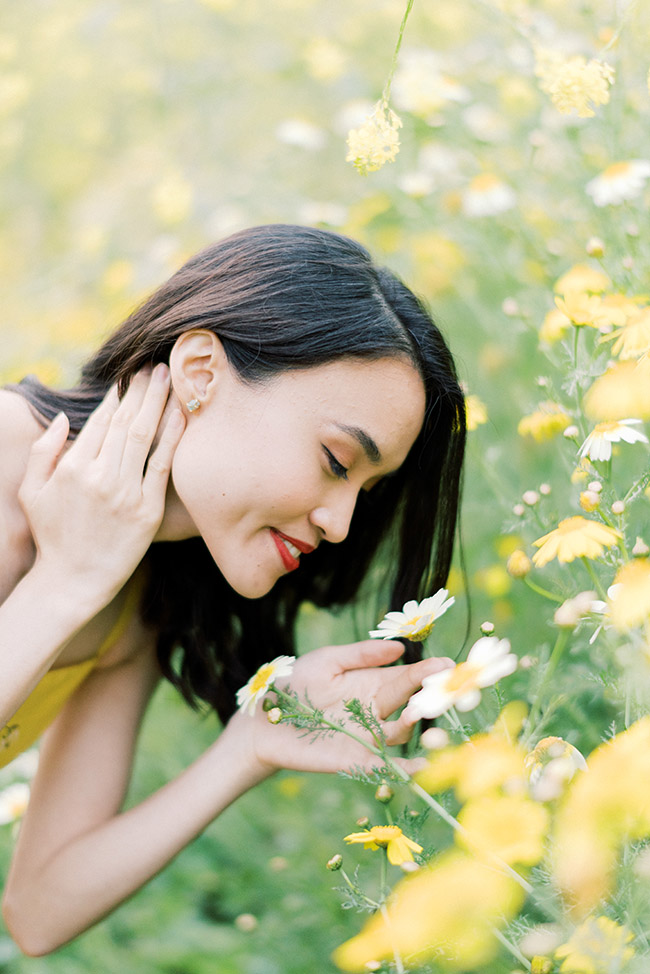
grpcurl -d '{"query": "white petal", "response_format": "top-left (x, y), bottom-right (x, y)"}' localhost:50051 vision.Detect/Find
top-left (401, 600), bottom-right (420, 616)
top-left (466, 636), bottom-right (511, 666)
top-left (475, 653), bottom-right (518, 687)
top-left (454, 689), bottom-right (482, 712)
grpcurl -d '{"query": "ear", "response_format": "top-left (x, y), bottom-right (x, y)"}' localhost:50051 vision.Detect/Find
top-left (169, 330), bottom-right (227, 409)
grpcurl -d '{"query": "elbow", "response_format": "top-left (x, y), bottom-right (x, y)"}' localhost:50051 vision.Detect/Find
top-left (2, 886), bottom-right (65, 957)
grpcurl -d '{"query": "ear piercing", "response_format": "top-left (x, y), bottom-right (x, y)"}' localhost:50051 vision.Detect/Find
top-left (186, 398), bottom-right (201, 413)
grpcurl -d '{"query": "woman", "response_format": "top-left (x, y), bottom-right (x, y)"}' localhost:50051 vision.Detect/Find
top-left (0, 224), bottom-right (465, 954)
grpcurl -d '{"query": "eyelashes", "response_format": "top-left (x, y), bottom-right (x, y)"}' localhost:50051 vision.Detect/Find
top-left (322, 445), bottom-right (348, 481)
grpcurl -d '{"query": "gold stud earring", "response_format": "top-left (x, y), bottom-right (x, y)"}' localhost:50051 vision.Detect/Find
top-left (186, 398), bottom-right (201, 413)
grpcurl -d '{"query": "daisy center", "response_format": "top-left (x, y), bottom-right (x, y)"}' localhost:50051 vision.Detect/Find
top-left (249, 665), bottom-right (274, 695)
top-left (445, 661), bottom-right (482, 693)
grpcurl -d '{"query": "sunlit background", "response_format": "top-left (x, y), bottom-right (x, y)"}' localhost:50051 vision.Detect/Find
top-left (1, 0), bottom-right (650, 971)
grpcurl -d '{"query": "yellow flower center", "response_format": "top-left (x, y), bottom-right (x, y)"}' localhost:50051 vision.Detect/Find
top-left (445, 661), bottom-right (482, 693)
top-left (603, 161), bottom-right (632, 180)
top-left (594, 421), bottom-right (619, 433)
top-left (368, 826), bottom-right (402, 846)
top-left (470, 173), bottom-right (501, 193)
top-left (249, 664), bottom-right (274, 694)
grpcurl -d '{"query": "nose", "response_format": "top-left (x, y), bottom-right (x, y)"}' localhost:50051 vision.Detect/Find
top-left (309, 489), bottom-right (358, 544)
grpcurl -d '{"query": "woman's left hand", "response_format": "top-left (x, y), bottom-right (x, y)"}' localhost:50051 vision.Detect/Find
top-left (227, 640), bottom-right (454, 777)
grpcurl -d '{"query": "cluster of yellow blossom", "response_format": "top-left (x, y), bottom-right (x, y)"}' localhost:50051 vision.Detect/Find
top-left (518, 401), bottom-right (571, 442)
top-left (345, 99), bottom-right (402, 175)
top-left (535, 51), bottom-right (615, 118)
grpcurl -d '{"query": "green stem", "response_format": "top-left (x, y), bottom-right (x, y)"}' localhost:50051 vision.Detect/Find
top-left (523, 577), bottom-right (565, 603)
top-left (271, 686), bottom-right (536, 899)
top-left (340, 869), bottom-right (381, 911)
top-left (382, 0), bottom-right (415, 102)
top-left (380, 904), bottom-right (406, 974)
top-left (581, 557), bottom-right (607, 601)
top-left (524, 629), bottom-right (569, 742)
top-left (493, 927), bottom-right (531, 970)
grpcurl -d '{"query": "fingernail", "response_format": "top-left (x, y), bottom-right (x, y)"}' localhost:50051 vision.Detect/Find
top-left (50, 412), bottom-right (67, 430)
top-left (154, 363), bottom-right (170, 382)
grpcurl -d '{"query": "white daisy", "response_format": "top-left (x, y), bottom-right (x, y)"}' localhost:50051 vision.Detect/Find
top-left (462, 174), bottom-right (516, 217)
top-left (586, 160), bottom-right (650, 206)
top-left (236, 656), bottom-right (296, 716)
top-left (369, 589), bottom-right (455, 642)
top-left (404, 636), bottom-right (517, 720)
top-left (0, 782), bottom-right (30, 825)
top-left (578, 418), bottom-right (648, 462)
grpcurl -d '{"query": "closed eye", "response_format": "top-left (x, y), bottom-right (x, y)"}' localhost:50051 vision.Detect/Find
top-left (322, 445), bottom-right (348, 481)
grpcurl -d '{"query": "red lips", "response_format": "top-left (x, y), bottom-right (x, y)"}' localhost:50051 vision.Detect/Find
top-left (272, 529), bottom-right (316, 555)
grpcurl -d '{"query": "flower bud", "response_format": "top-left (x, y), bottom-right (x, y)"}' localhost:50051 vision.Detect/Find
top-left (235, 913), bottom-right (258, 932)
top-left (522, 490), bottom-right (539, 506)
top-left (587, 480), bottom-right (602, 493)
top-left (262, 698), bottom-right (276, 712)
top-left (399, 860), bottom-right (420, 874)
top-left (633, 536), bottom-right (650, 556)
top-left (611, 500), bottom-right (625, 515)
top-left (326, 854), bottom-right (343, 871)
top-left (507, 549), bottom-right (532, 579)
top-left (480, 620), bottom-right (495, 635)
top-left (502, 298), bottom-right (519, 316)
top-left (539, 483), bottom-right (551, 495)
top-left (519, 654), bottom-right (537, 669)
top-left (356, 816), bottom-right (370, 828)
top-left (513, 503), bottom-right (525, 517)
top-left (585, 236), bottom-right (604, 257)
top-left (563, 424), bottom-right (579, 439)
top-left (374, 783), bottom-right (393, 804)
top-left (420, 727), bottom-right (449, 750)
top-left (364, 963), bottom-right (382, 972)
top-left (266, 707), bottom-right (283, 724)
top-left (580, 489), bottom-right (600, 513)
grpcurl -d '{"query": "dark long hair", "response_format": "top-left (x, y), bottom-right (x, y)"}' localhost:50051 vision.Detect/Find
top-left (10, 225), bottom-right (466, 722)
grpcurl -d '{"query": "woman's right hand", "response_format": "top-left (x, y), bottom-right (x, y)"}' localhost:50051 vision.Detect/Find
top-left (18, 364), bottom-right (186, 609)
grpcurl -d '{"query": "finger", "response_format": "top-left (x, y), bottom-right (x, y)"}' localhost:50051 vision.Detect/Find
top-left (19, 413), bottom-right (70, 502)
top-left (72, 385), bottom-right (120, 459)
top-left (381, 711), bottom-right (416, 747)
top-left (142, 408), bottom-right (186, 504)
top-left (118, 365), bottom-right (174, 480)
top-left (334, 639), bottom-right (405, 673)
top-left (374, 656), bottom-right (455, 720)
top-left (97, 369), bottom-right (155, 465)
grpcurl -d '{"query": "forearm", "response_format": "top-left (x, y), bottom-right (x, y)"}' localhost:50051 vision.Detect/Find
top-left (0, 564), bottom-right (101, 725)
top-left (3, 714), bottom-right (270, 955)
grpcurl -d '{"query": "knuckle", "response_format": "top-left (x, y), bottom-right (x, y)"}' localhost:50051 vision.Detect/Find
top-left (127, 425), bottom-right (149, 444)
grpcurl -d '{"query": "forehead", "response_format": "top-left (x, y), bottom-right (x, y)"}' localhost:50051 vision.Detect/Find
top-left (257, 356), bottom-right (426, 466)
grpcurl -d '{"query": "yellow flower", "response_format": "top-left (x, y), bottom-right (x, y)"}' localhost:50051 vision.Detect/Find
top-left (345, 99), bottom-right (402, 175)
top-left (554, 264), bottom-right (610, 297)
top-left (536, 53), bottom-right (615, 118)
top-left (416, 729), bottom-right (526, 802)
top-left (539, 307), bottom-right (571, 343)
top-left (235, 656), bottom-right (295, 715)
top-left (553, 717), bottom-right (650, 914)
top-left (532, 516), bottom-right (621, 567)
top-left (554, 294), bottom-right (616, 331)
top-left (608, 558), bottom-right (650, 629)
top-left (606, 306), bottom-right (650, 359)
top-left (332, 850), bottom-right (524, 972)
top-left (555, 916), bottom-right (635, 973)
top-left (507, 549), bottom-right (532, 579)
top-left (584, 361), bottom-right (650, 421)
top-left (465, 393), bottom-right (487, 431)
top-left (343, 825), bottom-right (422, 866)
top-left (518, 402), bottom-right (571, 441)
top-left (457, 794), bottom-right (549, 866)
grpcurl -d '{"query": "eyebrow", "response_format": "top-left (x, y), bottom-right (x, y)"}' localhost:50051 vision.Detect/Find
top-left (335, 423), bottom-right (382, 464)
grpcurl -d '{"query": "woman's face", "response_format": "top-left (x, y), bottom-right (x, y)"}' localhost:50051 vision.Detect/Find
top-left (165, 355), bottom-right (426, 598)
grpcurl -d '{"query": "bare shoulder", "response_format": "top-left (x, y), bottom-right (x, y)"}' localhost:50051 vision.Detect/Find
top-left (0, 389), bottom-right (43, 600)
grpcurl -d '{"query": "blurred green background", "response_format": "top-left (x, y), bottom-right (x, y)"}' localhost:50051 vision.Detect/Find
top-left (1, 0), bottom-right (650, 970)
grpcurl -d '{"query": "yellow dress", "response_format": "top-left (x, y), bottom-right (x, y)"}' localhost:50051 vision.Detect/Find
top-left (0, 578), bottom-right (143, 769)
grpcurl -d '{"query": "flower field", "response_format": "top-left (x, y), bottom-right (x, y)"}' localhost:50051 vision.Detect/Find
top-left (1, 0), bottom-right (650, 971)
